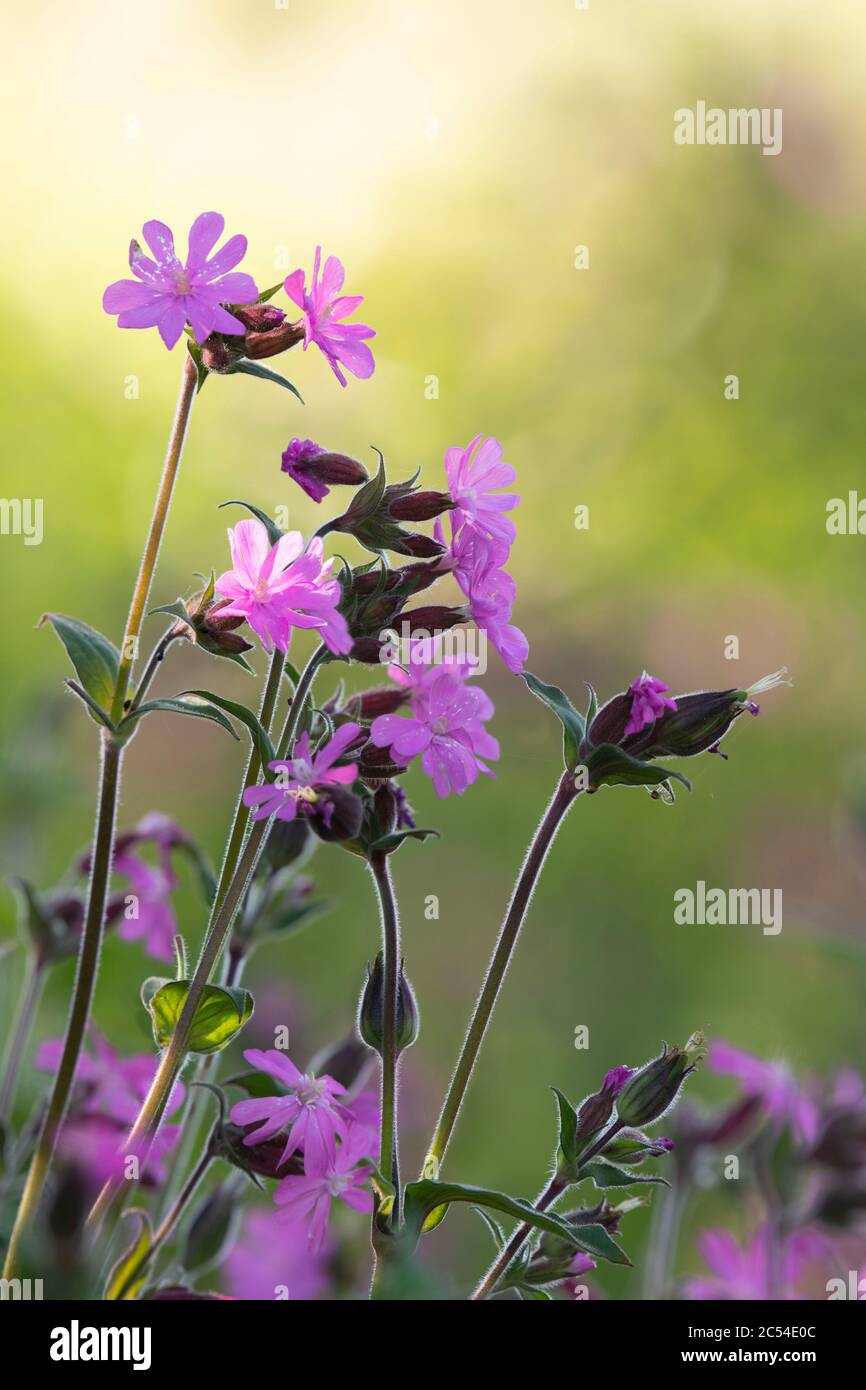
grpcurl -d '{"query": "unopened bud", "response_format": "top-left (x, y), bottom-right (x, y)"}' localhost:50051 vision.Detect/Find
top-left (358, 952), bottom-right (419, 1055)
top-left (616, 1033), bottom-right (706, 1129)
top-left (388, 490), bottom-right (455, 522)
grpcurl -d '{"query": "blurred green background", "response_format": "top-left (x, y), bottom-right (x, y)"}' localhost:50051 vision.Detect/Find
top-left (2, 0), bottom-right (865, 1295)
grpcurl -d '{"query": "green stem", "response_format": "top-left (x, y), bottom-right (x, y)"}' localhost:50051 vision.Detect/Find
top-left (211, 649), bottom-right (286, 918)
top-left (470, 1119), bottom-right (623, 1300)
top-left (370, 852), bottom-right (401, 1206)
top-left (127, 626), bottom-right (183, 714)
top-left (110, 355), bottom-right (198, 724)
top-left (3, 735), bottom-right (122, 1277)
top-left (0, 954), bottom-right (46, 1129)
top-left (422, 772), bottom-right (578, 1177)
top-left (2, 356), bottom-right (198, 1279)
top-left (86, 644), bottom-right (327, 1235)
top-left (157, 650), bottom-right (285, 1214)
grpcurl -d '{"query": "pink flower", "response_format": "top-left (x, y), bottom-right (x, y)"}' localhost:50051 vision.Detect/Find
top-left (709, 1041), bottom-right (819, 1145)
top-left (230, 1048), bottom-right (351, 1171)
top-left (273, 1121), bottom-right (376, 1254)
top-left (225, 1208), bottom-right (332, 1301)
top-left (370, 657), bottom-right (499, 798)
top-left (623, 672), bottom-right (678, 737)
top-left (36, 1030), bottom-right (184, 1187)
top-left (215, 519), bottom-right (352, 656)
top-left (281, 438), bottom-right (330, 504)
top-left (444, 436), bottom-right (519, 549)
top-left (685, 1226), bottom-right (830, 1300)
top-left (103, 212), bottom-right (258, 350)
top-left (109, 813), bottom-right (189, 962)
top-left (444, 526), bottom-right (528, 675)
top-left (242, 724), bottom-right (361, 824)
top-left (283, 247), bottom-right (375, 387)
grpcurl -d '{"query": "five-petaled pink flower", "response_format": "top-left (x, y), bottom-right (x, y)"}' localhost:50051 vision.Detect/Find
top-left (623, 672), bottom-right (678, 737)
top-left (215, 519), bottom-right (351, 656)
top-left (443, 525), bottom-right (529, 675)
top-left (242, 724), bottom-right (361, 824)
top-left (444, 436), bottom-right (519, 549)
top-left (283, 247), bottom-right (375, 387)
top-left (371, 654), bottom-right (498, 798)
top-left (103, 212), bottom-right (258, 350)
top-left (273, 1121), bottom-right (376, 1254)
top-left (230, 1048), bottom-right (351, 1172)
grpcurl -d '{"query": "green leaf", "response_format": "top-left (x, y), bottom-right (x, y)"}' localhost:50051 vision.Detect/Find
top-left (368, 828), bottom-right (440, 854)
top-left (219, 499), bottom-right (285, 545)
top-left (518, 1285), bottom-right (553, 1301)
top-left (580, 1159), bottom-right (669, 1190)
top-left (257, 282), bottom-right (284, 303)
top-left (522, 672), bottom-right (586, 772)
top-left (402, 1179), bottom-right (596, 1254)
top-left (119, 694), bottom-right (240, 740)
top-left (568, 1221), bottom-right (631, 1266)
top-left (553, 1087), bottom-right (580, 1177)
top-left (104, 1209), bottom-right (153, 1300)
top-left (149, 598), bottom-right (190, 624)
top-left (180, 690), bottom-right (275, 766)
top-left (39, 613), bottom-right (119, 717)
top-left (187, 338), bottom-right (208, 393)
top-left (146, 981), bottom-right (254, 1054)
top-left (230, 359), bottom-right (303, 401)
top-left (583, 742), bottom-right (691, 796)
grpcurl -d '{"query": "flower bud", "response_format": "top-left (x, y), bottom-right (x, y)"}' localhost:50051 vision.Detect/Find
top-left (358, 952), bottom-right (419, 1055)
top-left (183, 591), bottom-right (254, 661)
top-left (309, 784), bottom-right (365, 843)
top-left (200, 336), bottom-right (241, 374)
top-left (575, 1064), bottom-right (635, 1141)
top-left (393, 532), bottom-right (445, 559)
top-left (387, 490), bottom-right (455, 523)
top-left (615, 1033), bottom-right (706, 1129)
top-left (230, 303), bottom-right (287, 333)
top-left (262, 816), bottom-right (312, 872)
top-left (282, 438), bottom-right (368, 503)
top-left (345, 687), bottom-right (409, 721)
top-left (400, 605), bottom-right (470, 635)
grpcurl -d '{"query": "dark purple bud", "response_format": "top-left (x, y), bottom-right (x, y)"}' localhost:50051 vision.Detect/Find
top-left (309, 784), bottom-right (364, 843)
top-left (388, 490), bottom-right (455, 522)
top-left (346, 687), bottom-right (409, 721)
top-left (358, 951), bottom-right (420, 1055)
top-left (243, 318), bottom-right (305, 360)
top-left (393, 532), bottom-right (446, 559)
top-left (401, 604), bottom-right (470, 635)
top-left (230, 303), bottom-right (287, 333)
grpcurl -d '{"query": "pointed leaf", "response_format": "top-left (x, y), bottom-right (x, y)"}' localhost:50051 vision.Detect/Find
top-left (219, 499), bottom-right (285, 545)
top-left (522, 673), bottom-right (585, 772)
top-left (402, 1178), bottom-right (595, 1254)
top-left (552, 1086), bottom-right (580, 1176)
top-left (39, 613), bottom-right (119, 715)
top-left (568, 1221), bottom-right (631, 1266)
top-left (119, 694), bottom-right (240, 740)
top-left (581, 1159), bottom-right (669, 1190)
top-left (368, 828), bottom-right (440, 854)
top-left (181, 690), bottom-right (275, 766)
top-left (230, 359), bottom-right (303, 402)
top-left (584, 742), bottom-right (691, 795)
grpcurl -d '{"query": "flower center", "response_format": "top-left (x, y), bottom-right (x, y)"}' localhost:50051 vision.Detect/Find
top-left (173, 270), bottom-right (192, 295)
top-left (296, 1075), bottom-right (326, 1107)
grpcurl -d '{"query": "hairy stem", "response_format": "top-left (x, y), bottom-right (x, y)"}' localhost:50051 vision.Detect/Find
top-left (0, 953), bottom-right (46, 1129)
top-left (110, 354), bottom-right (198, 724)
top-left (86, 644), bottom-right (327, 1235)
top-left (370, 852), bottom-right (401, 1205)
top-left (3, 736), bottom-right (122, 1277)
top-left (127, 626), bottom-right (183, 714)
top-left (422, 772), bottom-right (578, 1176)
